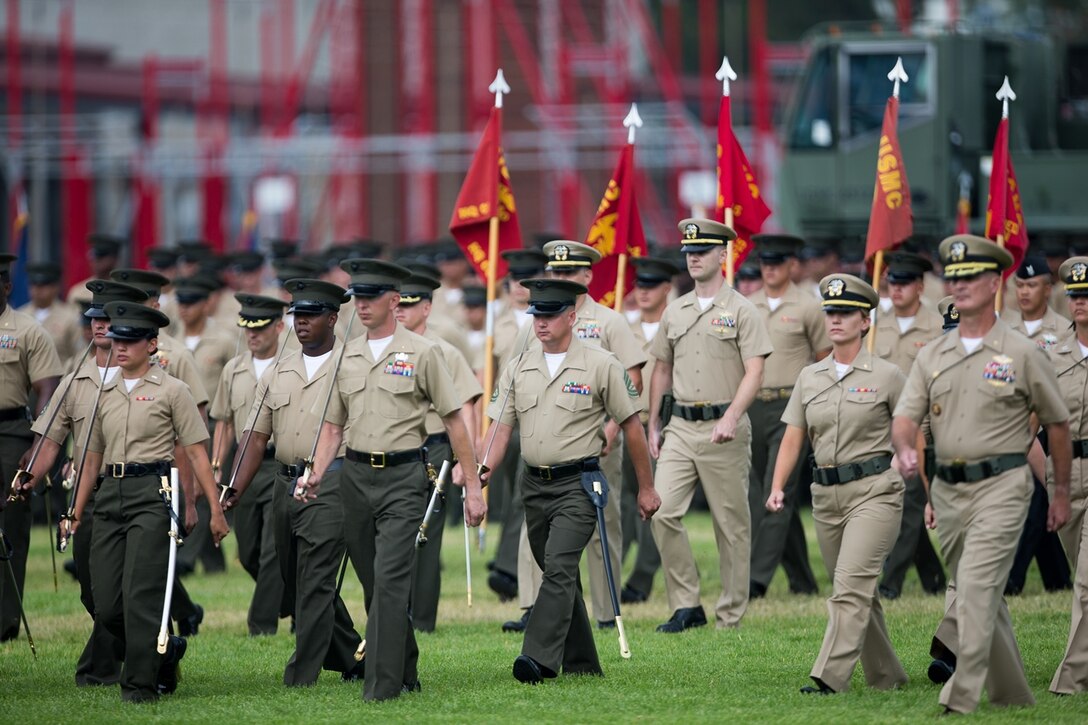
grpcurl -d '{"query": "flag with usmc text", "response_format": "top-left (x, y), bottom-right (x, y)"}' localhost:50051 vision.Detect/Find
top-left (864, 96), bottom-right (913, 262)
top-left (985, 117), bottom-right (1028, 278)
top-left (714, 95), bottom-right (770, 269)
top-left (449, 107), bottom-right (523, 279)
top-left (584, 143), bottom-right (648, 308)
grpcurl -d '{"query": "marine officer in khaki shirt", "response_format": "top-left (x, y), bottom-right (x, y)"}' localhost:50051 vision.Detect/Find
top-left (872, 253), bottom-right (947, 599)
top-left (210, 293), bottom-right (289, 635)
top-left (70, 302), bottom-right (229, 702)
top-left (647, 220), bottom-right (772, 631)
top-left (306, 259), bottom-right (485, 701)
top-left (892, 234), bottom-right (1072, 714)
top-left (19, 262), bottom-right (82, 366)
top-left (746, 234), bottom-right (829, 598)
top-left (1002, 254), bottom-right (1072, 351)
top-left (1049, 256), bottom-right (1088, 694)
top-left (534, 240), bottom-right (648, 627)
top-left (226, 278), bottom-right (363, 687)
top-left (392, 273), bottom-right (483, 633)
top-left (768, 274), bottom-right (908, 695)
top-left (480, 278), bottom-right (659, 683)
top-left (0, 253), bottom-right (61, 643)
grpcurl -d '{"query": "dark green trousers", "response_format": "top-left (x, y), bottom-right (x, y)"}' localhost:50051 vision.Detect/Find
top-left (521, 468), bottom-right (601, 676)
top-left (73, 496), bottom-right (123, 686)
top-left (412, 441), bottom-right (450, 632)
top-left (621, 423), bottom-right (659, 595)
top-left (89, 473), bottom-right (172, 701)
top-left (235, 458), bottom-right (283, 634)
top-left (341, 456), bottom-right (428, 701)
top-left (272, 467), bottom-right (362, 686)
top-left (492, 427), bottom-right (523, 577)
top-left (0, 421), bottom-right (33, 641)
top-left (748, 398), bottom-right (818, 592)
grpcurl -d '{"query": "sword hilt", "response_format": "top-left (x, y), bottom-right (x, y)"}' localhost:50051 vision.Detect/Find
top-left (157, 631), bottom-right (169, 655)
top-left (7, 469), bottom-right (31, 503)
top-left (218, 484), bottom-right (236, 506)
top-left (354, 639), bottom-right (366, 662)
top-left (57, 514), bottom-right (75, 553)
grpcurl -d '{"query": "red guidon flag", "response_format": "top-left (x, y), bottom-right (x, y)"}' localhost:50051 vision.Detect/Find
top-left (714, 95), bottom-right (770, 268)
top-left (864, 96), bottom-right (913, 262)
top-left (584, 143), bottom-right (649, 308)
top-left (449, 106), bottom-right (523, 279)
top-left (984, 117), bottom-right (1028, 277)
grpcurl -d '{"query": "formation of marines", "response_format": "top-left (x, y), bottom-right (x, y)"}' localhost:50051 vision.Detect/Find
top-left (1, 220), bottom-right (1087, 714)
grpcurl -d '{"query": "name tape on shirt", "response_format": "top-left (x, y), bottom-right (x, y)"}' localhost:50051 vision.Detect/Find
top-left (562, 382), bottom-right (591, 396)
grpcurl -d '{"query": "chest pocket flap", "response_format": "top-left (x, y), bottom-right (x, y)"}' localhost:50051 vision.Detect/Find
top-left (339, 376), bottom-right (367, 395)
top-left (555, 390), bottom-right (593, 412)
top-left (265, 392), bottom-right (291, 411)
top-left (378, 374), bottom-right (416, 418)
top-left (845, 390), bottom-right (877, 404)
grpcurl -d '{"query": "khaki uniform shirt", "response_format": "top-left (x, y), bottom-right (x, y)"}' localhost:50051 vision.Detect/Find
top-left (1051, 284), bottom-right (1072, 319)
top-left (1001, 306), bottom-right (1072, 352)
top-left (1048, 335), bottom-right (1088, 442)
top-left (422, 328), bottom-right (482, 436)
top-left (181, 320), bottom-right (238, 406)
top-left (649, 284), bottom-right (773, 405)
top-left (18, 300), bottom-right (83, 366)
top-left (65, 276), bottom-right (97, 305)
top-left (153, 333), bottom-right (210, 406)
top-left (748, 282), bottom-right (831, 389)
top-left (0, 304), bottom-right (62, 410)
top-left (246, 344), bottom-right (345, 464)
top-left (431, 286), bottom-right (467, 327)
top-left (493, 305), bottom-right (530, 374)
top-left (334, 301), bottom-right (365, 343)
top-left (211, 351), bottom-right (270, 441)
top-left (894, 318), bottom-right (1068, 463)
top-left (87, 366), bottom-right (208, 462)
top-left (326, 324), bottom-right (461, 452)
top-left (428, 315), bottom-right (475, 372)
top-left (489, 338), bottom-right (641, 467)
top-left (630, 317), bottom-right (661, 424)
top-left (873, 303), bottom-right (943, 375)
top-left (32, 358), bottom-right (106, 460)
top-left (569, 297), bottom-right (648, 373)
top-left (782, 349), bottom-right (905, 466)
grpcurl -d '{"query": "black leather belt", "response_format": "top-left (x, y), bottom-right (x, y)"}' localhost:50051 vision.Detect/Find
top-left (424, 433), bottom-right (450, 447)
top-left (526, 457), bottom-right (599, 481)
top-left (674, 402), bottom-right (730, 421)
top-left (755, 387), bottom-right (793, 402)
top-left (106, 461), bottom-right (171, 479)
top-left (1073, 439), bottom-right (1088, 459)
top-left (935, 454), bottom-right (1028, 485)
top-left (0, 406), bottom-right (29, 423)
top-left (346, 447), bottom-right (423, 469)
top-left (813, 455), bottom-right (892, 486)
top-left (280, 459), bottom-right (342, 477)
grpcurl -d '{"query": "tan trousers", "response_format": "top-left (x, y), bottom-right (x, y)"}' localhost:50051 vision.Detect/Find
top-left (809, 468), bottom-right (907, 692)
top-left (650, 415), bottom-right (752, 627)
top-left (1051, 461), bottom-right (1088, 694)
top-left (515, 443), bottom-right (624, 622)
top-left (1050, 458), bottom-right (1087, 575)
top-left (931, 466), bottom-right (1035, 713)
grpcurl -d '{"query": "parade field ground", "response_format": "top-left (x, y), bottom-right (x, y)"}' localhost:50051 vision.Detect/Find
top-left (1, 511), bottom-right (1084, 723)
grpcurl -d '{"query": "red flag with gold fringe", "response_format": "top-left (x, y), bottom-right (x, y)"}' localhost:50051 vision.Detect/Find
top-left (714, 95), bottom-right (770, 268)
top-left (584, 143), bottom-right (649, 308)
top-left (864, 96), bottom-right (913, 262)
top-left (984, 117), bottom-right (1028, 278)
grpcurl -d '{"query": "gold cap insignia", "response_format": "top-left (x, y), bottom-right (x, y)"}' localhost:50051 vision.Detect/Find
top-left (949, 306), bottom-right (959, 320)
top-left (554, 244), bottom-right (569, 261)
top-left (949, 241), bottom-right (967, 262)
top-left (1073, 263), bottom-right (1087, 282)
top-left (684, 223), bottom-right (699, 240)
top-left (827, 278), bottom-right (845, 297)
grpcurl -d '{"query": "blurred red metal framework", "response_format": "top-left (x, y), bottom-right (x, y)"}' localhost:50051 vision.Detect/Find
top-left (1, 0), bottom-right (819, 290)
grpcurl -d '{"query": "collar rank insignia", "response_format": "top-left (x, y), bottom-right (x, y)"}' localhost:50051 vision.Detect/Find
top-left (983, 354), bottom-right (1015, 385)
top-left (0, 335), bottom-right (17, 349)
top-left (827, 278), bottom-right (845, 297)
top-left (562, 382), bottom-right (591, 396)
top-left (684, 223), bottom-right (699, 239)
top-left (949, 241), bottom-right (967, 262)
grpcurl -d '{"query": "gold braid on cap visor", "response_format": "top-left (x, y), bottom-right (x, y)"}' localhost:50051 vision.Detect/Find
top-left (237, 316), bottom-right (274, 328)
top-left (943, 261), bottom-right (1000, 277)
top-left (821, 299), bottom-right (871, 309)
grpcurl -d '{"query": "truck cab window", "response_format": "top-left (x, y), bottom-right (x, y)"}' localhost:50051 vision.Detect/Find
top-left (845, 49), bottom-right (930, 140)
top-left (790, 47), bottom-right (835, 149)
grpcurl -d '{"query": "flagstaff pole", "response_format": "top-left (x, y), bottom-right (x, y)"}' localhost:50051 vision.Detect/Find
top-left (613, 253), bottom-right (627, 313)
top-left (724, 208), bottom-right (735, 287)
top-left (868, 249), bottom-right (885, 353)
top-left (717, 58), bottom-right (738, 287)
top-left (613, 104), bottom-right (642, 313)
top-left (994, 76), bottom-right (1016, 313)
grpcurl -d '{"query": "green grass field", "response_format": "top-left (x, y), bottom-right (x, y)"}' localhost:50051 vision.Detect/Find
top-left (1, 510), bottom-right (1084, 723)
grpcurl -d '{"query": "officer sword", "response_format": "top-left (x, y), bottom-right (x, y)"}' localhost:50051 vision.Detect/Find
top-left (6, 340), bottom-right (95, 504)
top-left (0, 528), bottom-right (35, 659)
top-left (157, 467), bottom-right (181, 654)
top-left (416, 459), bottom-right (451, 547)
top-left (58, 348), bottom-right (113, 553)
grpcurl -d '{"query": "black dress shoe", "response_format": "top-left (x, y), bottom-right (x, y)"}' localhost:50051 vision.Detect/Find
top-left (597, 620), bottom-right (615, 630)
top-left (800, 678), bottom-right (835, 695)
top-left (502, 607), bottom-right (532, 633)
top-left (177, 604), bottom-right (204, 637)
top-left (655, 606), bottom-right (708, 633)
top-left (513, 655), bottom-right (555, 684)
top-left (620, 585), bottom-right (648, 604)
top-left (749, 581), bottom-right (767, 599)
top-left (928, 658), bottom-right (955, 684)
top-left (341, 658), bottom-right (365, 682)
top-left (156, 635), bottom-right (187, 695)
top-left (401, 679), bottom-right (421, 693)
top-left (878, 585), bottom-right (900, 600)
top-left (488, 570), bottom-right (518, 602)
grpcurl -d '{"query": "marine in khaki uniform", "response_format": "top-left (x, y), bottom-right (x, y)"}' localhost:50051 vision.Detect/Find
top-left (767, 274), bottom-right (908, 694)
top-left (872, 253), bottom-right (947, 599)
top-left (480, 278), bottom-right (659, 683)
top-left (397, 259), bottom-right (476, 369)
top-left (892, 235), bottom-right (1072, 714)
top-left (69, 302), bottom-right (229, 702)
top-left (647, 220), bottom-right (773, 631)
top-left (1049, 256), bottom-right (1088, 694)
top-left (307, 259), bottom-right (486, 701)
top-left (392, 273), bottom-right (482, 632)
top-left (65, 233), bottom-right (123, 304)
top-left (0, 253), bottom-right (62, 643)
top-left (209, 293), bottom-right (289, 635)
top-left (1002, 254), bottom-right (1072, 351)
top-left (225, 279), bottom-right (363, 686)
top-left (18, 262), bottom-right (82, 366)
top-left (530, 240), bottom-right (648, 628)
top-left (619, 257), bottom-right (678, 604)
